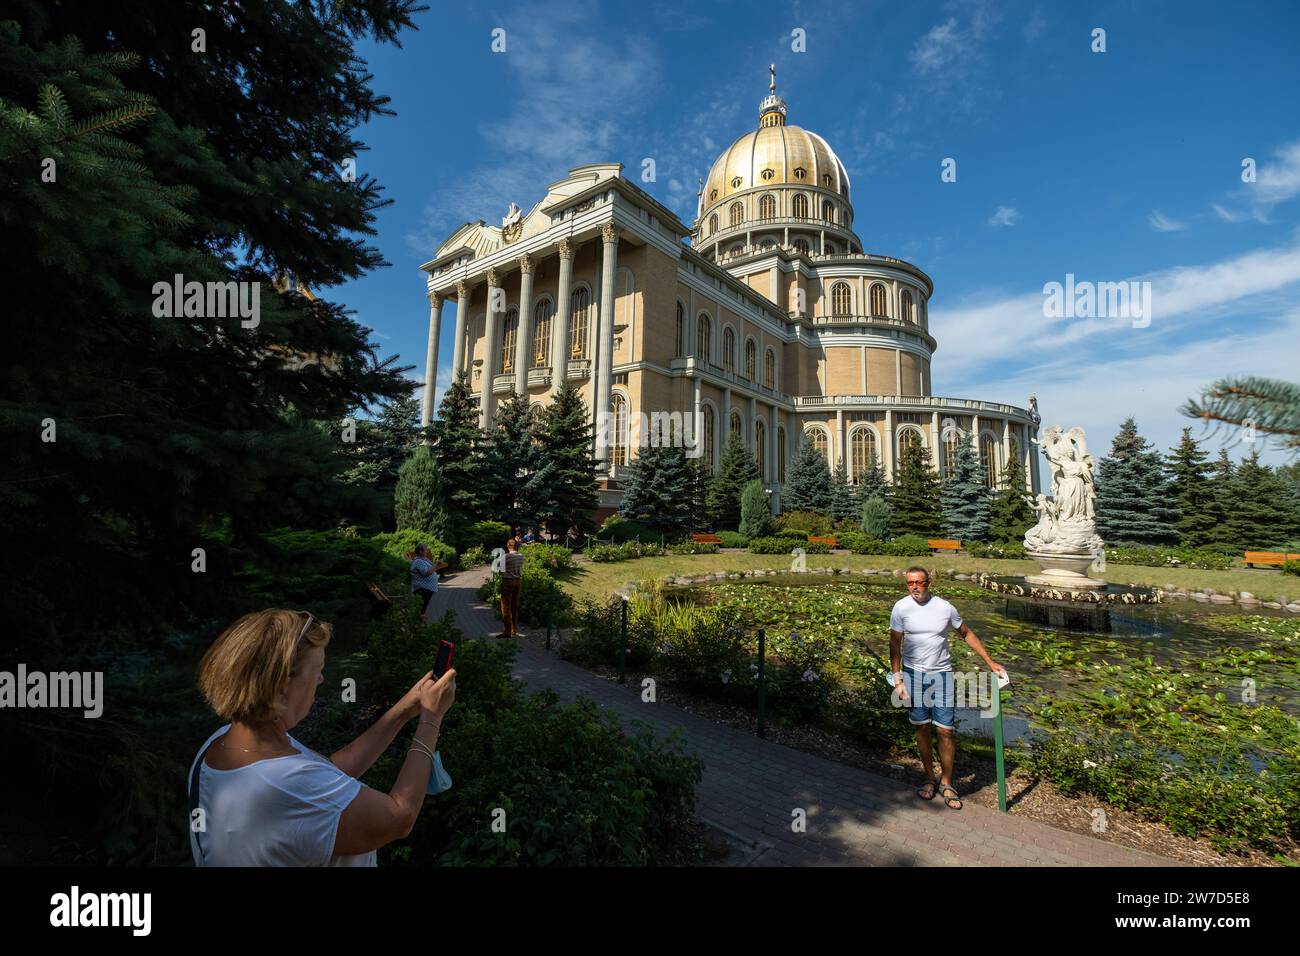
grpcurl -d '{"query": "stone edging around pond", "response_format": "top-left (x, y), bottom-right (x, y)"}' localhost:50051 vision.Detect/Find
top-left (614, 565), bottom-right (1300, 613)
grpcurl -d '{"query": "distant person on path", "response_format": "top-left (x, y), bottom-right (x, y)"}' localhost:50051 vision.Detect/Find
top-left (522, 527), bottom-right (536, 544)
top-left (189, 609), bottom-right (456, 865)
top-left (888, 566), bottom-right (1006, 810)
top-left (496, 538), bottom-right (525, 639)
top-left (409, 543), bottom-right (441, 614)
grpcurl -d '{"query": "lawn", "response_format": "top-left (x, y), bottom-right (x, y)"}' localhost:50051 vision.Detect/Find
top-left (555, 551), bottom-right (1300, 605)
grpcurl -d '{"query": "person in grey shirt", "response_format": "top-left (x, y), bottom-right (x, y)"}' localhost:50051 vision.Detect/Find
top-left (496, 538), bottom-right (526, 638)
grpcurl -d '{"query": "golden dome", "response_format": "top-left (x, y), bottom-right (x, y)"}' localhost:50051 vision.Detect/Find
top-left (702, 123), bottom-right (851, 208)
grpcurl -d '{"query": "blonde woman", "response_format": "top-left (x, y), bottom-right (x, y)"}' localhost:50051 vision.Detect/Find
top-left (189, 609), bottom-right (455, 866)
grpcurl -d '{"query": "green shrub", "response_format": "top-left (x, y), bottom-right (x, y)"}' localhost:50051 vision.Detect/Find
top-left (775, 529), bottom-right (809, 541)
top-left (521, 542), bottom-right (572, 571)
top-left (716, 531), bottom-right (749, 548)
top-left (762, 631), bottom-right (839, 722)
top-left (465, 520), bottom-right (513, 553)
top-left (562, 599), bottom-right (658, 668)
top-left (667, 540), bottom-right (719, 555)
top-left (774, 510), bottom-right (831, 535)
top-left (477, 563), bottom-right (572, 627)
top-left (366, 591), bottom-right (459, 702)
top-left (748, 536), bottom-right (828, 555)
top-left (233, 528), bottom-right (404, 618)
top-left (890, 534), bottom-right (933, 556)
top-left (369, 638), bottom-right (702, 866)
top-left (835, 531), bottom-right (869, 552)
top-left (1281, 560), bottom-right (1300, 576)
top-left (738, 479), bottom-right (773, 539)
top-left (459, 545), bottom-right (490, 568)
top-left (599, 515), bottom-right (662, 543)
top-left (1104, 545), bottom-right (1234, 570)
top-left (589, 540), bottom-right (667, 562)
top-left (966, 541), bottom-right (1026, 559)
top-left (860, 495), bottom-right (890, 538)
top-left (373, 530), bottom-right (457, 568)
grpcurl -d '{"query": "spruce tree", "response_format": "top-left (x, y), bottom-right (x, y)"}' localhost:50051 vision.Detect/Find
top-left (861, 496), bottom-right (891, 538)
top-left (1165, 428), bottom-right (1217, 548)
top-left (1204, 450), bottom-right (1238, 549)
top-left (708, 432), bottom-right (759, 529)
top-left (481, 394), bottom-right (548, 530)
top-left (739, 479), bottom-right (773, 538)
top-left (783, 435), bottom-right (833, 514)
top-left (620, 444), bottom-right (696, 536)
top-left (394, 447), bottom-right (450, 541)
top-left (939, 439), bottom-right (990, 542)
top-left (891, 440), bottom-right (942, 537)
top-left (1183, 376), bottom-right (1300, 452)
top-left (829, 461), bottom-right (860, 525)
top-left (430, 370), bottom-right (487, 547)
top-left (1095, 418), bottom-right (1179, 545)
top-left (534, 381), bottom-right (600, 542)
top-left (855, 456), bottom-right (891, 509)
top-left (688, 457), bottom-right (713, 528)
top-left (987, 455), bottom-right (1036, 543)
top-left (1223, 450), bottom-right (1300, 549)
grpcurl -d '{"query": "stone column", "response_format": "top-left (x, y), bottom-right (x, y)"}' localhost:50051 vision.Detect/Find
top-left (749, 395), bottom-right (758, 476)
top-left (452, 281), bottom-right (469, 378)
top-left (1024, 424), bottom-right (1035, 493)
top-left (722, 386), bottom-right (731, 452)
top-left (930, 410), bottom-right (941, 473)
top-left (593, 223), bottom-right (619, 465)
top-left (480, 268), bottom-right (501, 430)
top-left (1001, 418), bottom-right (1011, 489)
top-left (895, 350), bottom-right (902, 394)
top-left (1029, 424), bottom-right (1042, 493)
top-left (513, 254), bottom-right (534, 396)
top-left (971, 414), bottom-right (981, 450)
top-left (836, 407), bottom-right (845, 469)
top-left (692, 377), bottom-right (702, 464)
top-left (421, 291), bottom-right (442, 432)
top-left (552, 240), bottom-right (573, 396)
top-left (883, 408), bottom-right (894, 481)
top-left (767, 402), bottom-right (777, 485)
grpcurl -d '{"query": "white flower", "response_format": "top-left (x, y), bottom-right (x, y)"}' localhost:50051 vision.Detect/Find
top-left (1082, 759), bottom-right (1098, 769)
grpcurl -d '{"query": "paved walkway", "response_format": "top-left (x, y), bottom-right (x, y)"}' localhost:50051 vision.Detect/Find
top-left (430, 567), bottom-right (1178, 867)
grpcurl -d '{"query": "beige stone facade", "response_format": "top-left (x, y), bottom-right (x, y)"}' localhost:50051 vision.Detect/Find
top-left (420, 78), bottom-right (1039, 514)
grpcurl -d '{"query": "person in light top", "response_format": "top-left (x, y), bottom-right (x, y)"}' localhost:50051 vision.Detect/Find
top-left (189, 609), bottom-right (456, 865)
top-left (888, 566), bottom-right (1005, 811)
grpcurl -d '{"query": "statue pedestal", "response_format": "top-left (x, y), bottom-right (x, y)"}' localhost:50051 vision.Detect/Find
top-left (1024, 551), bottom-right (1107, 590)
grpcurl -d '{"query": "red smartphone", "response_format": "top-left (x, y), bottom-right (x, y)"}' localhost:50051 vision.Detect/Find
top-left (433, 640), bottom-right (455, 680)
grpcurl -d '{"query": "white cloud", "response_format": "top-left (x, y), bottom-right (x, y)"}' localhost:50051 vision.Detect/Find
top-left (1148, 209), bottom-right (1186, 232)
top-left (911, 18), bottom-right (962, 74)
top-left (988, 206), bottom-right (1019, 227)
top-left (1212, 139), bottom-right (1300, 224)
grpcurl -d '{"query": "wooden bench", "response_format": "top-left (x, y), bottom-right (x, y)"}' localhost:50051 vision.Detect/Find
top-left (928, 539), bottom-right (962, 554)
top-left (1244, 551), bottom-right (1300, 568)
top-left (690, 532), bottom-right (723, 545)
top-left (808, 535), bottom-right (838, 549)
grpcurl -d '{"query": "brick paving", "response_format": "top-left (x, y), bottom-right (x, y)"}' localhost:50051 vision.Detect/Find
top-left (429, 567), bottom-right (1179, 867)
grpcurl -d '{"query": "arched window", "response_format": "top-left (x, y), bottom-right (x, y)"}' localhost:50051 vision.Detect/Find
top-left (941, 429), bottom-right (963, 481)
top-left (980, 435), bottom-right (1000, 490)
top-left (761, 239), bottom-right (775, 251)
top-left (744, 339), bottom-right (756, 379)
top-left (823, 200), bottom-right (835, 223)
top-left (793, 238), bottom-right (809, 254)
top-left (611, 395), bottom-right (628, 467)
top-left (897, 427), bottom-right (924, 462)
top-left (570, 287), bottom-right (590, 358)
top-left (532, 298), bottom-right (553, 366)
top-left (759, 194), bottom-right (776, 220)
top-left (851, 427), bottom-right (878, 480)
top-left (722, 327), bottom-right (735, 371)
top-left (697, 314), bottom-right (711, 363)
top-left (792, 193), bottom-right (808, 218)
top-left (729, 202), bottom-right (744, 227)
top-left (730, 411), bottom-right (742, 439)
top-left (764, 348), bottom-right (775, 388)
top-left (831, 282), bottom-right (852, 316)
top-left (824, 242), bottom-right (836, 254)
top-left (901, 289), bottom-right (914, 324)
top-left (708, 213), bottom-right (718, 236)
top-left (809, 427), bottom-right (829, 465)
top-left (675, 301), bottom-right (686, 358)
top-left (755, 419), bottom-right (766, 479)
top-left (703, 405), bottom-right (715, 469)
top-left (870, 283), bottom-right (888, 317)
top-left (778, 427), bottom-right (786, 483)
top-left (500, 307), bottom-right (518, 373)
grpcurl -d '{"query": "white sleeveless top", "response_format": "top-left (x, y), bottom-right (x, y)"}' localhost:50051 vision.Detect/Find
top-left (189, 725), bottom-right (377, 867)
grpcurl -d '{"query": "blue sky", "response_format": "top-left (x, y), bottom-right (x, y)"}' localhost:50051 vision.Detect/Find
top-left (336, 0), bottom-right (1300, 465)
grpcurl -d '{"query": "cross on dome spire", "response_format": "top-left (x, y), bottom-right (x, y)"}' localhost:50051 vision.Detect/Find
top-left (758, 64), bottom-right (787, 127)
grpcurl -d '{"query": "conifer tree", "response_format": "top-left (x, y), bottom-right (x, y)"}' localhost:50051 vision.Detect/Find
top-left (481, 394), bottom-right (548, 530)
top-left (620, 444), bottom-right (696, 536)
top-left (708, 432), bottom-right (759, 529)
top-left (855, 456), bottom-right (891, 508)
top-left (987, 455), bottom-right (1036, 543)
top-left (739, 479), bottom-right (773, 539)
top-left (1183, 376), bottom-right (1300, 452)
top-left (782, 435), bottom-right (833, 514)
top-left (890, 440), bottom-right (942, 537)
top-left (534, 381), bottom-right (600, 542)
top-left (394, 447), bottom-right (450, 541)
top-left (939, 439), bottom-right (990, 541)
top-left (1095, 418), bottom-right (1179, 545)
top-left (1223, 450), bottom-right (1300, 549)
top-left (1165, 428), bottom-right (1217, 548)
top-left (861, 496), bottom-right (891, 539)
top-left (430, 370), bottom-right (487, 547)
top-left (829, 461), bottom-right (860, 525)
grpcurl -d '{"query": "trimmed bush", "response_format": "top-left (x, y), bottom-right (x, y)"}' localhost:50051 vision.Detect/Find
top-left (749, 536), bottom-right (829, 555)
top-left (716, 531), bottom-right (749, 548)
top-left (465, 520), bottom-right (513, 553)
top-left (1283, 560), bottom-right (1300, 577)
top-left (589, 540), bottom-right (668, 562)
top-left (667, 541), bottom-right (719, 555)
top-left (775, 528), bottom-right (809, 541)
top-left (521, 542), bottom-right (573, 571)
top-left (373, 530), bottom-right (457, 568)
top-left (599, 515), bottom-right (662, 543)
top-left (835, 531), bottom-right (869, 552)
top-left (891, 534), bottom-right (932, 556)
top-left (965, 541), bottom-right (1027, 560)
top-left (459, 544), bottom-right (490, 568)
top-left (1104, 545), bottom-right (1234, 570)
top-left (774, 510), bottom-right (832, 535)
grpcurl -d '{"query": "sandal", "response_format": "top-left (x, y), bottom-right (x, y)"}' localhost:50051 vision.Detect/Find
top-left (916, 780), bottom-right (937, 800)
top-left (939, 783), bottom-right (963, 810)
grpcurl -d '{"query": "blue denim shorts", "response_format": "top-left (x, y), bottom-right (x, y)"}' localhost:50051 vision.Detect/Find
top-left (901, 667), bottom-right (955, 730)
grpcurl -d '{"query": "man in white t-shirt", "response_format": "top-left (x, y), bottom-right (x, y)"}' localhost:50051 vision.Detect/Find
top-left (888, 565), bottom-right (1005, 811)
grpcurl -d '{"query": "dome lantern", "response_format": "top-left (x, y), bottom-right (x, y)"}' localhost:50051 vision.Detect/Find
top-left (758, 63), bottom-right (787, 128)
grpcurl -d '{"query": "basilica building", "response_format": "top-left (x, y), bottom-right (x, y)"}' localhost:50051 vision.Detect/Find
top-left (420, 72), bottom-right (1040, 516)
